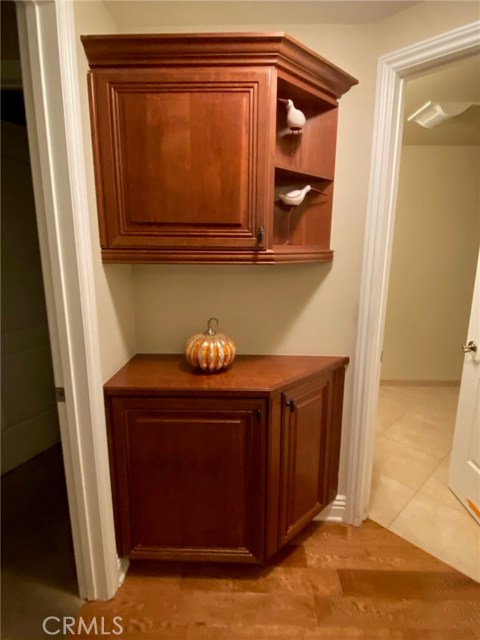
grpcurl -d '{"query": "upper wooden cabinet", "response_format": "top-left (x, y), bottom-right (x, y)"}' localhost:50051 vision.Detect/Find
top-left (81, 33), bottom-right (358, 264)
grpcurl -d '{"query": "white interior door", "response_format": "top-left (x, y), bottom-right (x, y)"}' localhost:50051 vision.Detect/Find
top-left (449, 250), bottom-right (480, 523)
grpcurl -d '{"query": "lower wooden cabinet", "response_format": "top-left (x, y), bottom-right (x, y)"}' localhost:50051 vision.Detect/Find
top-left (279, 373), bottom-right (332, 546)
top-left (110, 397), bottom-right (266, 562)
top-left (104, 354), bottom-right (347, 563)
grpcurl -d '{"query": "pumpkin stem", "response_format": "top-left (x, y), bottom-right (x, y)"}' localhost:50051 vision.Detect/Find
top-left (206, 317), bottom-right (219, 336)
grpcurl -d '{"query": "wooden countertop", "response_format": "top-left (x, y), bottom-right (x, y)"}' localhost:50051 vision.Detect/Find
top-left (104, 354), bottom-right (349, 397)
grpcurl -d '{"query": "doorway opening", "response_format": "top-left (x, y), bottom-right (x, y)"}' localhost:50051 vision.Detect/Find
top-left (368, 54), bottom-right (480, 581)
top-left (1, 2), bottom-right (81, 636)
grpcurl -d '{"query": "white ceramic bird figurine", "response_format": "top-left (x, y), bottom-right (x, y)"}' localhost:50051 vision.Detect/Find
top-left (281, 99), bottom-right (306, 133)
top-left (278, 185), bottom-right (312, 207)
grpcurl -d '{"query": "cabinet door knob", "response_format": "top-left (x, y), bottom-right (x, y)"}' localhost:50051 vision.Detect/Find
top-left (286, 399), bottom-right (296, 412)
top-left (257, 226), bottom-right (264, 245)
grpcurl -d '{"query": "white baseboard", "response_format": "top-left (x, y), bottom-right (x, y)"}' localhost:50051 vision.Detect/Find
top-left (117, 558), bottom-right (130, 591)
top-left (380, 380), bottom-right (460, 387)
top-left (314, 494), bottom-right (346, 523)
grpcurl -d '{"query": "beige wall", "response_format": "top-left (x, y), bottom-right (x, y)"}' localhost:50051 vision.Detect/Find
top-left (377, 1), bottom-right (480, 54)
top-left (382, 146), bottom-right (480, 381)
top-left (73, 2), bottom-right (137, 380)
top-left (73, 0), bottom-right (479, 493)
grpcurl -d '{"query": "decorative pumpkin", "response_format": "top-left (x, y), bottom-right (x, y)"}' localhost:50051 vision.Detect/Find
top-left (185, 317), bottom-right (236, 372)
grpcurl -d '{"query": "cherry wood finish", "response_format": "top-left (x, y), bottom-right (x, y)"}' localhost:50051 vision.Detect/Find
top-left (278, 365), bottom-right (346, 548)
top-left (104, 354), bottom-right (348, 396)
top-left (279, 374), bottom-right (331, 545)
top-left (87, 67), bottom-right (271, 252)
top-left (81, 33), bottom-right (357, 264)
top-left (104, 354), bottom-right (348, 563)
top-left (111, 397), bottom-right (266, 562)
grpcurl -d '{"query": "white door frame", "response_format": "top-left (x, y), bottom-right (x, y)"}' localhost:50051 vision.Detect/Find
top-left (15, 0), bottom-right (127, 599)
top-left (346, 20), bottom-right (480, 525)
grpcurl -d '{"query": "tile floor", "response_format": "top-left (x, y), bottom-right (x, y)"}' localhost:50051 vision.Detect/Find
top-left (369, 383), bottom-right (480, 582)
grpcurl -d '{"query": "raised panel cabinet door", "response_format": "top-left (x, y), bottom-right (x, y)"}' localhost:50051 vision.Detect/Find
top-left (88, 66), bottom-right (273, 253)
top-left (322, 366), bottom-right (346, 508)
top-left (279, 374), bottom-right (332, 546)
top-left (109, 397), bottom-right (266, 563)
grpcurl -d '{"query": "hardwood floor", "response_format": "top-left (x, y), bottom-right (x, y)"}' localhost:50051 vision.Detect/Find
top-left (76, 520), bottom-right (480, 639)
top-left (1, 446), bottom-right (81, 640)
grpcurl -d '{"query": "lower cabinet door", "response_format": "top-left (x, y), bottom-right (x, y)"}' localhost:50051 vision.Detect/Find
top-left (109, 397), bottom-right (266, 563)
top-left (279, 373), bottom-right (332, 546)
